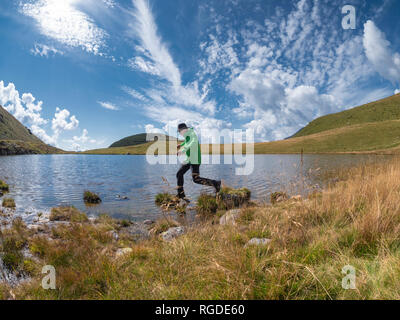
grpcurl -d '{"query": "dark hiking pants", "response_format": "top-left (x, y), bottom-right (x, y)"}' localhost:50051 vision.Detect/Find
top-left (177, 164), bottom-right (216, 196)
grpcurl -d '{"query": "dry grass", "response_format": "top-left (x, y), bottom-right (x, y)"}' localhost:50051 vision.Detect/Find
top-left (4, 158), bottom-right (400, 299)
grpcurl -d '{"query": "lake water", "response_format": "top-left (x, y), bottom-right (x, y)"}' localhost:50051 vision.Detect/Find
top-left (0, 154), bottom-right (390, 221)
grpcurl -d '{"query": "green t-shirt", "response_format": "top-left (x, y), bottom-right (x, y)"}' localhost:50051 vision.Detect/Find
top-left (180, 128), bottom-right (201, 165)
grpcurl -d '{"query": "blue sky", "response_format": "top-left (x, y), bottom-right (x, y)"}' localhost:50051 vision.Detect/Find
top-left (0, 0), bottom-right (399, 150)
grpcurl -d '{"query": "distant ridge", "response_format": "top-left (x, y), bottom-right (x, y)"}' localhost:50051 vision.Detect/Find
top-left (109, 133), bottom-right (175, 148)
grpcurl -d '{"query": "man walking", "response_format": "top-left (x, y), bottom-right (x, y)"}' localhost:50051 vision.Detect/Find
top-left (176, 123), bottom-right (221, 200)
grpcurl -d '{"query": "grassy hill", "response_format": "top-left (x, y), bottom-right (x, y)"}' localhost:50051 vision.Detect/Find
top-left (293, 93), bottom-right (400, 138)
top-left (255, 93), bottom-right (400, 154)
top-left (109, 133), bottom-right (175, 148)
top-left (0, 105), bottom-right (63, 155)
top-left (0, 105), bottom-right (43, 143)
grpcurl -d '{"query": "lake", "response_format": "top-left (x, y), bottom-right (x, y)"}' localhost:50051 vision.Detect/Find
top-left (0, 154), bottom-right (390, 221)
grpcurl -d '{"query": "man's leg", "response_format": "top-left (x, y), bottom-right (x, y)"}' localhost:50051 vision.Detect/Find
top-left (191, 165), bottom-right (221, 192)
top-left (176, 164), bottom-right (191, 198)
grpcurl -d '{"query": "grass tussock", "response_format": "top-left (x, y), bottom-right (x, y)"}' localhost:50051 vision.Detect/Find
top-left (83, 191), bottom-right (101, 204)
top-left (0, 180), bottom-right (9, 192)
top-left (197, 194), bottom-right (218, 215)
top-left (50, 206), bottom-right (88, 223)
top-left (2, 198), bottom-right (15, 208)
top-left (5, 159), bottom-right (400, 299)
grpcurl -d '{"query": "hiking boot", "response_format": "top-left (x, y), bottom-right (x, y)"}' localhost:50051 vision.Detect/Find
top-left (177, 188), bottom-right (186, 199)
top-left (214, 180), bottom-right (221, 193)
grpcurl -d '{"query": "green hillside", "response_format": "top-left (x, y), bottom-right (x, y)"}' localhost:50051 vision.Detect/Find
top-left (0, 105), bottom-right (43, 143)
top-left (109, 133), bottom-right (175, 148)
top-left (0, 105), bottom-right (63, 155)
top-left (294, 93), bottom-right (400, 137)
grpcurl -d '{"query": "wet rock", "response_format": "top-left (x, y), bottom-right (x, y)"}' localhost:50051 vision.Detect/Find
top-left (115, 247), bottom-right (133, 258)
top-left (217, 188), bottom-right (251, 210)
top-left (116, 195), bottom-right (129, 200)
top-left (161, 226), bottom-right (185, 241)
top-left (219, 209), bottom-right (241, 226)
top-left (245, 238), bottom-right (272, 247)
top-left (270, 192), bottom-right (289, 204)
top-left (143, 220), bottom-right (155, 226)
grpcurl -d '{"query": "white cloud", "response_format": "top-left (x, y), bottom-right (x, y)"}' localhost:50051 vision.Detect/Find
top-left (98, 101), bottom-right (119, 111)
top-left (395, 89), bottom-right (400, 95)
top-left (30, 43), bottom-right (63, 57)
top-left (20, 0), bottom-right (108, 55)
top-left (363, 20), bottom-right (400, 84)
top-left (52, 107), bottom-right (79, 135)
top-left (145, 124), bottom-right (165, 134)
top-left (64, 129), bottom-right (99, 151)
top-left (128, 0), bottom-right (217, 115)
top-left (0, 80), bottom-right (80, 147)
top-left (0, 81), bottom-right (47, 126)
top-left (121, 86), bottom-right (148, 102)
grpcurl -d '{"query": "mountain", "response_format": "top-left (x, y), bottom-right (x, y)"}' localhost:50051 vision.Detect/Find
top-left (109, 133), bottom-right (176, 148)
top-left (255, 93), bottom-right (400, 154)
top-left (0, 105), bottom-right (62, 155)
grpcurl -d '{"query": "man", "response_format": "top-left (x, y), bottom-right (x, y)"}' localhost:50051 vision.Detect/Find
top-left (176, 123), bottom-right (221, 200)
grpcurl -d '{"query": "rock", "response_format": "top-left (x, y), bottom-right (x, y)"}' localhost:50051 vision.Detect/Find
top-left (270, 192), bottom-right (289, 204)
top-left (217, 188), bottom-right (251, 209)
top-left (245, 238), bottom-right (272, 247)
top-left (219, 209), bottom-right (241, 226)
top-left (161, 226), bottom-right (185, 241)
top-left (116, 247), bottom-right (133, 258)
top-left (291, 195), bottom-right (302, 201)
top-left (107, 231), bottom-right (119, 241)
top-left (116, 195), bottom-right (129, 200)
top-left (143, 220), bottom-right (155, 226)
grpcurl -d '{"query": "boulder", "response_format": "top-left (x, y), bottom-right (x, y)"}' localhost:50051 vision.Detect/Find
top-left (245, 238), bottom-right (272, 247)
top-left (116, 247), bottom-right (133, 258)
top-left (219, 209), bottom-right (241, 226)
top-left (161, 226), bottom-right (185, 241)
